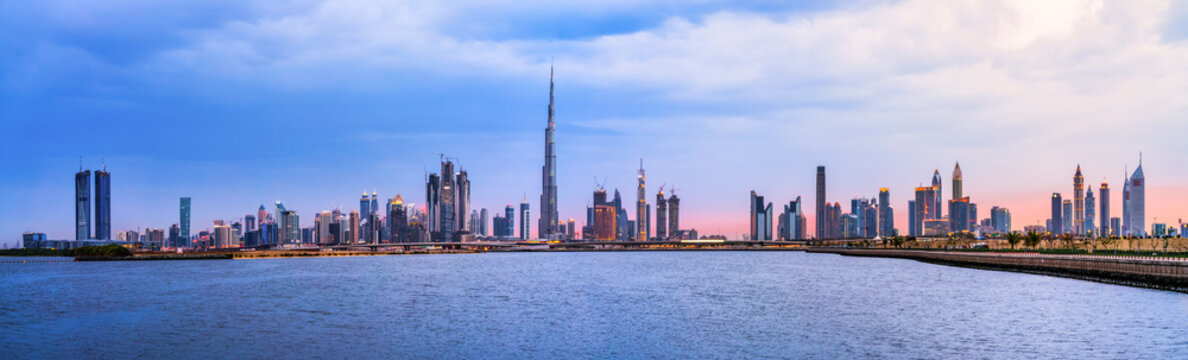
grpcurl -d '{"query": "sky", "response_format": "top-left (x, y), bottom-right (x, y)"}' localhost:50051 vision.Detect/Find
top-left (3, 0), bottom-right (1188, 244)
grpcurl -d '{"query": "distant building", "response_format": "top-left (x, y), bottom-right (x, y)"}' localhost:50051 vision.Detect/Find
top-left (990, 206), bottom-right (1011, 234)
top-left (655, 189), bottom-right (668, 240)
top-left (1085, 187), bottom-right (1096, 236)
top-left (1099, 181), bottom-right (1110, 236)
top-left (1062, 200), bottom-right (1073, 235)
top-left (931, 169), bottom-right (943, 219)
top-left (519, 197), bottom-right (531, 240)
top-left (923, 219), bottom-right (949, 237)
top-left (1073, 165), bottom-right (1085, 234)
top-left (94, 166), bottom-right (111, 240)
top-left (1129, 157), bottom-right (1146, 237)
top-left (750, 191), bottom-right (773, 241)
top-left (637, 160), bottom-right (649, 242)
top-left (908, 200), bottom-right (917, 237)
top-left (593, 189), bottom-right (616, 241)
top-left (949, 197), bottom-right (971, 233)
top-left (816, 166), bottom-right (826, 239)
top-left (778, 196), bottom-right (805, 240)
top-left (878, 189), bottom-right (893, 237)
top-left (1050, 193), bottom-right (1063, 234)
top-left (180, 197), bottom-right (192, 245)
top-left (668, 193), bottom-right (680, 239)
top-left (1110, 217), bottom-right (1121, 237)
top-left (75, 168), bottom-right (91, 240)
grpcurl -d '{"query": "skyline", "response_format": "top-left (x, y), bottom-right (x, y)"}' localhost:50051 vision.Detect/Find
top-left (5, 1), bottom-right (1188, 243)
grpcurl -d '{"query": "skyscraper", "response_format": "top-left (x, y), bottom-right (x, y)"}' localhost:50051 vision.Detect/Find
top-left (952, 163), bottom-right (962, 200)
top-left (907, 200), bottom-right (917, 236)
top-left (779, 196), bottom-right (804, 240)
top-left (878, 188), bottom-right (892, 237)
top-left (1073, 165), bottom-right (1085, 234)
top-left (94, 164), bottom-right (110, 240)
top-left (479, 208), bottom-right (489, 236)
top-left (75, 168), bottom-right (91, 240)
top-left (1123, 169), bottom-right (1131, 236)
top-left (913, 187), bottom-right (935, 236)
top-left (655, 189), bottom-right (668, 240)
top-left (636, 159), bottom-right (648, 242)
top-left (750, 191), bottom-right (773, 241)
top-left (426, 173), bottom-right (440, 234)
top-left (180, 197), bottom-right (192, 246)
top-left (391, 195), bottom-right (407, 243)
top-left (1085, 187), bottom-right (1096, 236)
top-left (815, 166), bottom-right (825, 239)
top-left (456, 170), bottom-right (470, 233)
top-left (931, 169), bottom-right (943, 219)
top-left (593, 189), bottom-right (615, 241)
top-left (539, 66), bottom-right (560, 240)
top-left (668, 193), bottom-right (680, 239)
top-left (1062, 200), bottom-right (1073, 234)
top-left (1099, 180), bottom-right (1110, 236)
top-left (439, 160), bottom-right (456, 240)
top-left (520, 196), bottom-right (531, 240)
top-left (1130, 156), bottom-right (1146, 237)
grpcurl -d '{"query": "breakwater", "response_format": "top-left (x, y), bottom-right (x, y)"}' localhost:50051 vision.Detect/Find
top-left (808, 248), bottom-right (1188, 293)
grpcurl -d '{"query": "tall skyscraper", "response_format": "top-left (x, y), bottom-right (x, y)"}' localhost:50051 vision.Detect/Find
top-left (779, 196), bottom-right (804, 240)
top-left (1129, 157), bottom-right (1146, 237)
top-left (655, 189), bottom-right (668, 240)
top-left (505, 205), bottom-right (515, 238)
top-left (539, 66), bottom-right (560, 240)
top-left (439, 160), bottom-right (456, 240)
top-left (1062, 200), bottom-right (1073, 234)
top-left (93, 164), bottom-right (110, 240)
top-left (1099, 180), bottom-right (1110, 236)
top-left (907, 200), bottom-right (917, 236)
top-left (750, 191), bottom-right (772, 241)
top-left (1085, 187), bottom-right (1096, 236)
top-left (1073, 165), bottom-right (1085, 234)
top-left (878, 188), bottom-right (892, 237)
top-left (426, 173), bottom-right (440, 234)
top-left (952, 163), bottom-right (962, 200)
top-left (636, 159), bottom-right (648, 242)
top-left (456, 171), bottom-right (470, 232)
top-left (913, 187), bottom-right (935, 236)
top-left (75, 168), bottom-right (91, 240)
top-left (390, 195), bottom-right (407, 243)
top-left (948, 197), bottom-right (970, 233)
top-left (348, 210), bottom-right (359, 244)
top-left (931, 169), bottom-right (943, 219)
top-left (520, 196), bottom-right (531, 240)
top-left (668, 193), bottom-right (680, 239)
top-left (479, 208), bottom-right (489, 236)
top-left (180, 197), bottom-right (192, 245)
top-left (815, 166), bottom-right (825, 239)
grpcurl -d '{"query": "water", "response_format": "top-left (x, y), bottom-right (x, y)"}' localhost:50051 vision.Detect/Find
top-left (2, 251), bottom-right (1186, 359)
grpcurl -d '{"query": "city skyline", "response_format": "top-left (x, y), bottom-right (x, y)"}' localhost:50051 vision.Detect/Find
top-left (5, 1), bottom-right (1188, 243)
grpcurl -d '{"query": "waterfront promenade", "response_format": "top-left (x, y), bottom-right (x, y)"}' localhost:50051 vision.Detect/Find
top-left (809, 248), bottom-right (1188, 293)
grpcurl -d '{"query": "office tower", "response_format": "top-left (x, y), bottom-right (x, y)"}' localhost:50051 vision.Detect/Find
top-left (931, 169), bottom-right (943, 219)
top-left (815, 166), bottom-right (825, 239)
top-left (93, 164), bottom-right (110, 240)
top-left (539, 66), bottom-right (560, 240)
top-left (1122, 170), bottom-right (1131, 236)
top-left (829, 202), bottom-right (843, 238)
top-left (360, 192), bottom-right (371, 221)
top-left (456, 170), bottom-right (470, 232)
top-left (567, 219), bottom-right (576, 240)
top-left (913, 187), bottom-right (935, 236)
top-left (391, 195), bottom-right (407, 243)
top-left (75, 168), bottom-right (91, 240)
top-left (426, 173), bottom-right (440, 234)
top-left (257, 204), bottom-right (268, 225)
top-left (282, 210), bottom-right (300, 244)
top-left (850, 198), bottom-right (870, 237)
top-left (863, 205), bottom-right (878, 239)
top-left (370, 191), bottom-right (379, 224)
top-left (245, 215), bottom-right (256, 233)
top-left (614, 189), bottom-right (629, 241)
top-left (1129, 156), bottom-right (1146, 237)
top-left (1110, 217), bottom-right (1121, 236)
top-left (668, 193), bottom-right (680, 239)
top-left (479, 208), bottom-right (489, 236)
top-left (348, 210), bottom-right (359, 244)
top-left (1073, 165), bottom-right (1085, 234)
top-left (1050, 193), bottom-right (1063, 234)
top-left (1085, 187), bottom-right (1096, 236)
top-left (593, 189), bottom-right (616, 241)
top-left (908, 200), bottom-right (917, 236)
top-left (316, 211), bottom-right (332, 245)
top-left (949, 197), bottom-right (970, 233)
top-left (504, 205), bottom-right (515, 238)
top-left (1062, 200), bottom-right (1073, 234)
top-left (779, 196), bottom-right (804, 240)
top-left (276, 202), bottom-right (290, 242)
top-left (636, 159), bottom-right (648, 241)
top-left (520, 197), bottom-right (531, 240)
top-left (493, 215), bottom-right (508, 238)
top-left (168, 224), bottom-right (181, 248)
top-left (178, 197), bottom-right (192, 244)
top-left (968, 203), bottom-right (977, 232)
top-left (439, 161), bottom-right (457, 240)
top-left (655, 189), bottom-right (668, 240)
top-left (750, 191), bottom-right (773, 241)
top-left (878, 189), bottom-right (892, 237)
top-left (952, 163), bottom-right (962, 200)
top-left (1100, 180), bottom-right (1110, 236)
top-left (990, 207), bottom-right (1011, 234)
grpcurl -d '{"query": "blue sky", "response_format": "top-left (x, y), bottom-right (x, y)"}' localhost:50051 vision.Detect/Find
top-left (3, 0), bottom-right (1188, 244)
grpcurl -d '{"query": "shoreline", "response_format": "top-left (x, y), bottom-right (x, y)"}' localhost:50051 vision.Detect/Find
top-left (808, 248), bottom-right (1188, 293)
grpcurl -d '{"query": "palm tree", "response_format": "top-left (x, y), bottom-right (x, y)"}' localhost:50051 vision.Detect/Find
top-left (1024, 231), bottom-right (1041, 249)
top-left (1004, 231), bottom-right (1021, 250)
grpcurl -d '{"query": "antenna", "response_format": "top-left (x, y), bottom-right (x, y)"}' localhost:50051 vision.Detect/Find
top-left (101, 156), bottom-right (106, 171)
top-left (79, 156), bottom-right (83, 171)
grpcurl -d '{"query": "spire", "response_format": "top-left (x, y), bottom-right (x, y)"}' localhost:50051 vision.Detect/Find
top-left (101, 156), bottom-right (106, 171)
top-left (952, 162), bottom-right (962, 178)
top-left (1075, 164), bottom-right (1082, 176)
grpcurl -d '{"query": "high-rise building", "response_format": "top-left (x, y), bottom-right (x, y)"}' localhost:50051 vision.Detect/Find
top-left (668, 193), bottom-right (680, 239)
top-left (391, 195), bottom-right (407, 243)
top-left (593, 189), bottom-right (615, 241)
top-left (750, 191), bottom-right (773, 241)
top-left (567, 219), bottom-right (576, 240)
top-left (949, 197), bottom-right (970, 233)
top-left (282, 210), bottom-right (300, 244)
top-left (180, 197), bottom-right (192, 244)
top-left (1085, 187), bottom-right (1096, 236)
top-left (1099, 180), bottom-right (1110, 236)
top-left (1123, 170), bottom-right (1131, 236)
top-left (93, 165), bottom-right (110, 240)
top-left (815, 166), bottom-right (826, 239)
top-left (1073, 165), bottom-right (1085, 234)
top-left (952, 163), bottom-right (962, 201)
top-left (539, 66), bottom-right (560, 240)
top-left (878, 189), bottom-right (892, 237)
top-left (1062, 200), bottom-right (1073, 234)
top-left (1129, 157), bottom-right (1146, 237)
top-left (456, 171), bottom-right (470, 233)
top-left (778, 196), bottom-right (804, 240)
top-left (520, 197), bottom-right (531, 240)
top-left (1110, 217), bottom-right (1121, 236)
top-left (479, 208), bottom-right (489, 236)
top-left (348, 210), bottom-right (359, 244)
top-left (504, 205), bottom-right (515, 238)
top-left (931, 169), bottom-right (943, 219)
top-left (907, 200), bottom-right (917, 237)
top-left (655, 189), bottom-right (668, 240)
top-left (75, 168), bottom-right (91, 240)
top-left (426, 173), bottom-right (440, 235)
top-left (636, 159), bottom-right (648, 242)
top-left (1051, 193), bottom-right (1063, 234)
top-left (913, 187), bottom-right (935, 236)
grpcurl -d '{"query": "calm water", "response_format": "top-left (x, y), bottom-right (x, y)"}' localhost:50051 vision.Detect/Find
top-left (2, 251), bottom-right (1186, 359)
